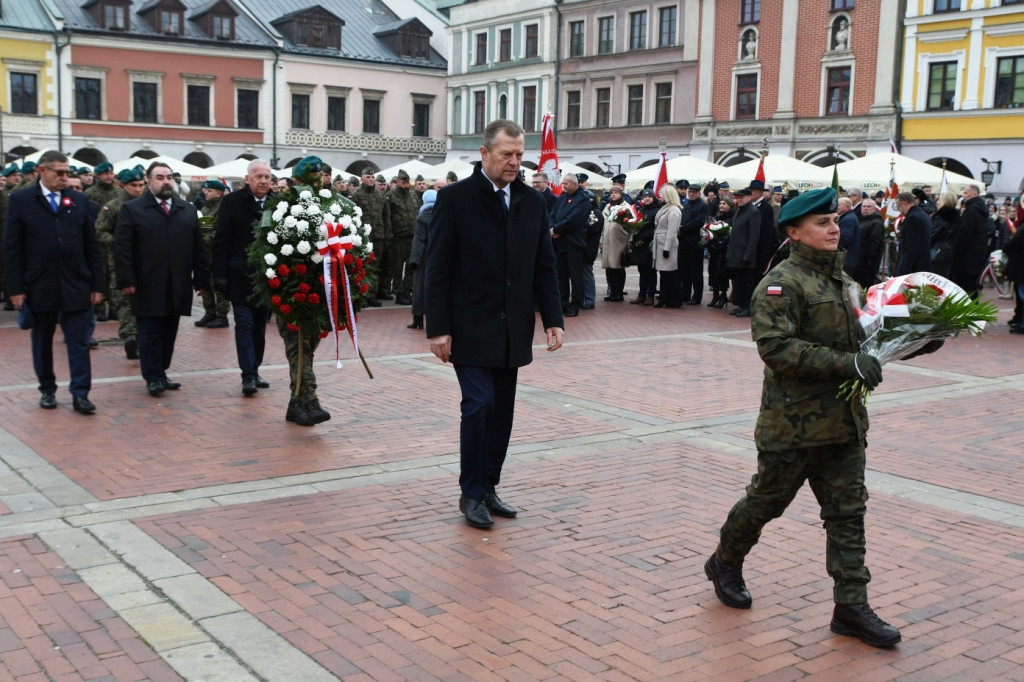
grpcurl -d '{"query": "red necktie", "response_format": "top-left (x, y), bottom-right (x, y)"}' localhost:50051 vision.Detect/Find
top-left (161, 200), bottom-right (170, 215)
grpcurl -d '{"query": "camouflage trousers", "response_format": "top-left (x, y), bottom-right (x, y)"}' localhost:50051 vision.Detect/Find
top-left (105, 252), bottom-right (137, 339)
top-left (716, 442), bottom-right (871, 604)
top-left (201, 233), bottom-right (230, 317)
top-left (275, 316), bottom-right (321, 402)
top-left (387, 236), bottom-right (414, 297)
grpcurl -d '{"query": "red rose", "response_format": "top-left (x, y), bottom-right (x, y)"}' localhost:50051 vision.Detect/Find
top-left (287, 323), bottom-right (299, 331)
top-left (268, 278), bottom-right (281, 289)
top-left (354, 270), bottom-right (365, 283)
top-left (368, 253), bottom-right (376, 263)
top-left (344, 253), bottom-right (354, 266)
top-left (308, 293), bottom-right (321, 304)
top-left (319, 331), bottom-right (329, 338)
top-left (271, 295), bottom-right (281, 306)
top-left (279, 304), bottom-right (292, 315)
top-left (293, 293), bottom-right (307, 302)
top-left (298, 282), bottom-right (311, 293)
top-left (359, 282), bottom-right (369, 294)
top-left (278, 264), bottom-right (290, 277)
top-left (355, 257), bottom-right (364, 269)
top-left (295, 264), bottom-right (307, 275)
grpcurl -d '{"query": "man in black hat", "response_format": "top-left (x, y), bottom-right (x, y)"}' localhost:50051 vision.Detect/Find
top-left (680, 182), bottom-right (709, 304)
top-left (749, 179), bottom-right (777, 277)
top-left (911, 187), bottom-right (936, 216)
top-left (725, 188), bottom-right (759, 316)
top-left (674, 178), bottom-right (690, 203)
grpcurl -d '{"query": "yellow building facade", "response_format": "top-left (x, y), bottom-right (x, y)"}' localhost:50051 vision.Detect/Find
top-left (0, 28), bottom-right (59, 161)
top-left (900, 0), bottom-right (1024, 196)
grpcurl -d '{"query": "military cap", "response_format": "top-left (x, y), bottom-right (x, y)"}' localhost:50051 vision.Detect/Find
top-left (788, 189), bottom-right (801, 199)
top-left (414, 174), bottom-right (424, 182)
top-left (675, 179), bottom-right (690, 189)
top-left (397, 168), bottom-right (410, 181)
top-left (446, 171), bottom-right (458, 182)
top-left (734, 188), bottom-right (753, 197)
top-left (79, 167), bottom-right (94, 176)
top-left (643, 180), bottom-right (655, 190)
top-left (2, 164), bottom-right (19, 177)
top-left (874, 190), bottom-right (885, 199)
top-left (21, 161), bottom-right (37, 173)
top-left (121, 167), bottom-right (145, 183)
top-left (773, 185), bottom-right (783, 193)
top-left (69, 165), bottom-right (79, 174)
top-left (611, 173), bottom-right (626, 184)
top-left (202, 179), bottom-right (227, 191)
top-left (778, 187), bottom-right (838, 228)
top-left (746, 179), bottom-right (766, 191)
top-left (361, 168), bottom-right (376, 178)
top-left (94, 161), bottom-right (114, 173)
top-left (576, 172), bottom-right (589, 183)
top-left (719, 181), bottom-right (730, 189)
top-left (291, 156), bottom-right (323, 178)
top-left (376, 174), bottom-right (386, 183)
top-left (347, 175), bottom-right (359, 185)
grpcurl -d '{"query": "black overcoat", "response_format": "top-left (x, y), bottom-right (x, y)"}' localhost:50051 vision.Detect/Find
top-left (425, 164), bottom-right (563, 369)
top-left (114, 190), bottom-right (209, 317)
top-left (212, 185), bottom-right (264, 305)
top-left (3, 185), bottom-right (102, 312)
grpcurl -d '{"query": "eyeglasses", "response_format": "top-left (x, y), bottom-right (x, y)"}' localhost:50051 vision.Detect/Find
top-left (43, 166), bottom-right (70, 177)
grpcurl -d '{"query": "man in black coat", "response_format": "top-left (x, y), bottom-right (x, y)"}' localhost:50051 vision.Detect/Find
top-left (750, 180), bottom-right (778, 278)
top-left (531, 171), bottom-right (558, 212)
top-left (726, 189), bottom-right (760, 317)
top-left (894, 192), bottom-right (933, 276)
top-left (115, 162), bottom-right (209, 397)
top-left (425, 119), bottom-right (564, 530)
top-left (680, 184), bottom-right (710, 304)
top-left (213, 160), bottom-right (273, 396)
top-left (4, 151), bottom-right (103, 413)
top-left (549, 173), bottom-right (591, 316)
top-left (952, 184), bottom-right (990, 297)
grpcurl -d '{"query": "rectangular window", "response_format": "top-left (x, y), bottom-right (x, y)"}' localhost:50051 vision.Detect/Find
top-left (927, 62), bottom-right (957, 110)
top-left (525, 24), bottom-right (539, 57)
top-left (363, 99), bottom-right (380, 134)
top-left (237, 89), bottom-right (259, 128)
top-left (659, 7), bottom-right (677, 47)
top-left (595, 87), bottom-right (611, 127)
top-left (104, 5), bottom-right (127, 30)
top-left (995, 56), bottom-right (1024, 108)
top-left (655, 83), bottom-right (672, 124)
top-left (413, 102), bottom-right (430, 137)
top-left (327, 96), bottom-right (346, 131)
top-left (627, 84), bottom-right (644, 125)
top-left (831, 0), bottom-right (855, 9)
top-left (566, 90), bottom-right (581, 129)
top-left (741, 0), bottom-right (761, 23)
top-left (499, 28), bottom-right (512, 62)
top-left (212, 15), bottom-right (233, 40)
top-left (598, 17), bottom-right (614, 54)
top-left (475, 33), bottom-right (488, 65)
top-left (159, 10), bottom-right (181, 34)
top-left (630, 11), bottom-right (647, 51)
top-left (291, 93), bottom-right (310, 129)
top-left (522, 86), bottom-right (537, 132)
top-left (10, 73), bottom-right (37, 115)
top-left (474, 91), bottom-right (486, 133)
top-left (826, 66), bottom-right (851, 115)
top-left (133, 81), bottom-right (157, 122)
top-left (569, 21), bottom-right (585, 57)
top-left (933, 0), bottom-right (961, 10)
top-left (736, 74), bottom-right (758, 119)
top-left (187, 85), bottom-right (210, 126)
top-left (75, 77), bottom-right (102, 120)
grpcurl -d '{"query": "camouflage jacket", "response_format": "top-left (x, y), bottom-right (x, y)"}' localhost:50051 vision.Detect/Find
top-left (385, 186), bottom-right (419, 238)
top-left (351, 184), bottom-right (391, 240)
top-left (751, 241), bottom-right (868, 451)
top-left (95, 188), bottom-right (133, 247)
top-left (201, 196), bottom-right (222, 221)
top-left (86, 182), bottom-right (120, 207)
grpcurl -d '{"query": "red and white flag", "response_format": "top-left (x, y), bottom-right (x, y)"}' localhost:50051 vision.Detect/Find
top-left (654, 151), bottom-right (668, 193)
top-left (754, 155), bottom-right (766, 186)
top-left (880, 164), bottom-right (900, 225)
top-left (540, 113), bottom-right (562, 195)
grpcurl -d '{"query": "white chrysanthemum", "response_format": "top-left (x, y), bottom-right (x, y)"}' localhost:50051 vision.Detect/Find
top-left (280, 244), bottom-right (294, 256)
top-left (366, 241), bottom-right (374, 253)
top-left (266, 231), bottom-right (279, 245)
top-left (349, 234), bottom-right (363, 248)
top-left (276, 201), bottom-right (289, 213)
top-left (265, 268), bottom-right (276, 279)
top-left (317, 223), bottom-right (328, 238)
top-left (299, 190), bottom-right (313, 200)
top-left (283, 216), bottom-right (297, 228)
top-left (329, 203), bottom-right (342, 216)
top-left (273, 211), bottom-right (285, 223)
top-left (296, 220), bottom-right (309, 233)
top-left (306, 203), bottom-right (321, 215)
top-left (297, 240), bottom-right (311, 255)
top-left (319, 189), bottom-right (332, 198)
top-left (363, 223), bottom-right (372, 235)
top-left (290, 204), bottom-right (304, 217)
top-left (310, 252), bottom-right (324, 264)
top-left (264, 253), bottom-right (277, 265)
top-left (338, 215), bottom-right (353, 230)
top-left (352, 205), bottom-right (363, 218)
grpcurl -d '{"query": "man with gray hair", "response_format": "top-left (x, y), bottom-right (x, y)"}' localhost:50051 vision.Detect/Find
top-left (549, 172), bottom-right (591, 316)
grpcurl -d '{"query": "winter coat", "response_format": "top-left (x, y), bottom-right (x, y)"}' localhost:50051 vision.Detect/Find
top-left (601, 201), bottom-right (631, 269)
top-left (726, 202), bottom-right (760, 269)
top-left (653, 204), bottom-right (681, 272)
top-left (951, 196), bottom-right (990, 281)
top-left (895, 205), bottom-right (932, 276)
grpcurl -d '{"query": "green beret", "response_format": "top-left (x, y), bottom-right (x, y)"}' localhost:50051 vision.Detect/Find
top-left (397, 168), bottom-right (410, 181)
top-left (202, 179), bottom-right (227, 191)
top-left (94, 161), bottom-right (114, 173)
top-left (21, 161), bottom-right (37, 173)
top-left (291, 156), bottom-right (323, 179)
top-left (1, 165), bottom-right (18, 177)
top-left (778, 188), bottom-right (838, 228)
top-left (122, 167), bottom-right (145, 183)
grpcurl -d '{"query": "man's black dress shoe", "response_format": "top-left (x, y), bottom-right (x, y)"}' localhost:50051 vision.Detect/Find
top-left (205, 316), bottom-right (229, 329)
top-left (582, 304), bottom-right (595, 310)
top-left (395, 294), bottom-right (412, 305)
top-left (162, 379), bottom-right (181, 390)
top-left (365, 297), bottom-right (382, 308)
top-left (39, 392), bottom-right (57, 409)
top-left (459, 496), bottom-right (494, 529)
top-left (147, 381), bottom-right (165, 397)
top-left (484, 493), bottom-right (517, 518)
top-left (378, 293), bottom-right (394, 301)
top-left (242, 379), bottom-right (258, 396)
top-left (564, 308), bottom-right (579, 317)
top-left (704, 554), bottom-right (752, 609)
top-left (831, 603), bottom-right (901, 648)
top-left (733, 308), bottom-right (751, 317)
top-left (255, 376), bottom-right (270, 389)
top-left (124, 336), bottom-right (138, 360)
top-left (87, 338), bottom-right (99, 349)
top-left (72, 396), bottom-right (96, 414)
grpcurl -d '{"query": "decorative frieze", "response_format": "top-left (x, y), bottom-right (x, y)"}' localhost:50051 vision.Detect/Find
top-left (284, 131), bottom-right (446, 154)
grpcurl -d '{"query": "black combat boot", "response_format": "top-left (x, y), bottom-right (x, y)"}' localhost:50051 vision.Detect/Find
top-left (305, 398), bottom-right (331, 424)
top-left (704, 554), bottom-right (752, 609)
top-left (830, 603), bottom-right (901, 648)
top-left (407, 315), bottom-right (424, 330)
top-left (285, 398), bottom-right (314, 426)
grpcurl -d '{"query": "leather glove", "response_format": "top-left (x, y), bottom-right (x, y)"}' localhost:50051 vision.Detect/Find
top-left (662, 250), bottom-right (670, 259)
top-left (900, 339), bottom-right (944, 361)
top-left (849, 353), bottom-right (883, 390)
top-left (213, 278), bottom-right (229, 295)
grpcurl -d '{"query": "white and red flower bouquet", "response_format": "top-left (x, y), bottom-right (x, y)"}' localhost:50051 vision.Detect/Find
top-left (700, 219), bottom-right (731, 245)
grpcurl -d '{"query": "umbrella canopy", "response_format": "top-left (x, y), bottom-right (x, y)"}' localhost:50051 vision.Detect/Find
top-left (18, 149), bottom-right (95, 172)
top-left (624, 156), bottom-right (729, 189)
top-left (720, 155), bottom-right (834, 191)
top-left (375, 159), bottom-right (437, 182)
top-left (430, 158), bottom-right (475, 180)
top-left (201, 158), bottom-right (275, 179)
top-left (111, 155), bottom-right (209, 180)
top-left (836, 152), bottom-right (982, 194)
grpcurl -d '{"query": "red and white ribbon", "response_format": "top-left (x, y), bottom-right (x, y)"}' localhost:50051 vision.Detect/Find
top-left (317, 222), bottom-right (359, 368)
top-left (858, 272), bottom-right (965, 329)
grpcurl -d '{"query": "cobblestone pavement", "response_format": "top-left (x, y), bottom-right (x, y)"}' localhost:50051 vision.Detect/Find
top-left (1, 280), bottom-right (1023, 681)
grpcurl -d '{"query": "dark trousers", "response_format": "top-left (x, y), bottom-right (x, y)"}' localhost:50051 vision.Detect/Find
top-left (32, 309), bottom-right (91, 397)
top-left (679, 248), bottom-right (705, 302)
top-left (555, 248), bottom-right (584, 312)
top-left (731, 267), bottom-right (755, 308)
top-left (637, 265), bottom-right (657, 298)
top-left (716, 443), bottom-right (870, 604)
top-left (137, 315), bottom-right (180, 384)
top-left (411, 264), bottom-right (425, 317)
top-left (657, 270), bottom-right (682, 306)
top-left (605, 268), bottom-right (626, 297)
top-left (232, 302), bottom-right (269, 381)
top-left (454, 364), bottom-right (518, 500)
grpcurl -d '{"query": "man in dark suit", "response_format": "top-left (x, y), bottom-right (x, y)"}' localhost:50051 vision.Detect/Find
top-left (115, 162), bottom-right (209, 397)
top-left (549, 173), bottom-right (591, 317)
top-left (213, 160), bottom-right (273, 397)
top-left (894, 192), bottom-right (933, 277)
top-left (4, 151), bottom-right (104, 413)
top-left (750, 180), bottom-right (778, 278)
top-left (425, 119), bottom-right (565, 529)
top-left (726, 188), bottom-right (761, 317)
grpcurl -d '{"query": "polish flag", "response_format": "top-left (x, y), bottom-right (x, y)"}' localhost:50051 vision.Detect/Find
top-left (540, 113), bottom-right (562, 195)
top-left (654, 151), bottom-right (668, 193)
top-left (754, 156), bottom-right (766, 186)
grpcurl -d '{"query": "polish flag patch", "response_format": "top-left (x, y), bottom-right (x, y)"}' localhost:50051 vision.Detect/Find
top-left (766, 285), bottom-right (782, 296)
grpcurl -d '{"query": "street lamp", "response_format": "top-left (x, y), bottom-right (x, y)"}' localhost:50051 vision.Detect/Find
top-left (980, 158), bottom-right (1001, 186)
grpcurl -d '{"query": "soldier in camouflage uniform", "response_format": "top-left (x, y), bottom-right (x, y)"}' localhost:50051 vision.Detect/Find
top-left (95, 167), bottom-right (146, 358)
top-left (11, 161), bottom-right (37, 193)
top-left (86, 162), bottom-right (121, 321)
top-left (350, 169), bottom-right (386, 307)
top-left (384, 168), bottom-right (419, 305)
top-left (0, 165), bottom-right (16, 308)
top-left (704, 188), bottom-right (938, 649)
top-left (196, 180), bottom-right (230, 328)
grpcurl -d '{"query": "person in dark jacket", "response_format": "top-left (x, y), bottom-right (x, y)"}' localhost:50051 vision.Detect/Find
top-left (4, 151), bottom-right (103, 413)
top-left (726, 188), bottom-right (760, 317)
top-left (750, 180), bottom-right (778, 278)
top-left (707, 196), bottom-right (734, 308)
top-left (928, 191), bottom-right (959, 279)
top-left (679, 183), bottom-right (709, 304)
top-left (408, 187), bottom-right (438, 330)
top-left (631, 189), bottom-right (660, 305)
top-left (549, 173), bottom-right (591, 316)
top-left (952, 185), bottom-right (990, 297)
top-left (212, 160), bottom-right (274, 397)
top-left (425, 119), bottom-right (564, 529)
top-left (837, 197), bottom-right (861, 279)
top-left (115, 162), bottom-right (209, 397)
top-left (531, 171), bottom-right (558, 212)
top-left (894, 192), bottom-right (932, 277)
top-left (854, 198), bottom-right (885, 289)
top-left (1003, 225), bottom-right (1024, 335)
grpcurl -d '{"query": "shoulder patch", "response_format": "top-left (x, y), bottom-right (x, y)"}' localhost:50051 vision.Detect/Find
top-left (766, 285), bottom-right (783, 296)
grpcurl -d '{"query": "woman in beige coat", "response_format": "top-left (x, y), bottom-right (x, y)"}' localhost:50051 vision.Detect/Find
top-left (601, 187), bottom-right (631, 301)
top-left (653, 184), bottom-right (682, 307)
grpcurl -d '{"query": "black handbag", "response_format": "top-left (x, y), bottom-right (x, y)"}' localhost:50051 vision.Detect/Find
top-left (17, 302), bottom-right (34, 330)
